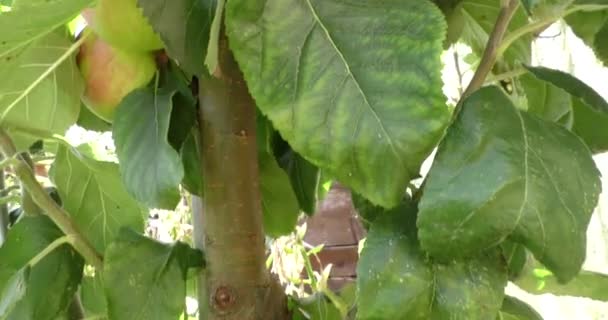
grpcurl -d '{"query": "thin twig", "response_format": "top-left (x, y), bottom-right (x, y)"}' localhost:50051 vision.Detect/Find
top-left (0, 128), bottom-right (103, 270)
top-left (461, 0), bottom-right (520, 99)
top-left (453, 47), bottom-right (464, 97)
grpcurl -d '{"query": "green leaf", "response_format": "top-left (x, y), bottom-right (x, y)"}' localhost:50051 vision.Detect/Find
top-left (566, 6), bottom-right (608, 65)
top-left (520, 0), bottom-right (539, 14)
top-left (258, 116), bottom-right (301, 237)
top-left (0, 216), bottom-right (84, 320)
top-left (103, 229), bottom-right (204, 320)
top-left (292, 295), bottom-right (342, 320)
top-left (519, 0), bottom-right (571, 18)
top-left (77, 103), bottom-right (112, 132)
top-left (226, 0), bottom-right (450, 208)
top-left (113, 88), bottom-right (184, 209)
top-left (501, 241), bottom-right (529, 280)
top-left (515, 261), bottom-right (608, 301)
top-left (259, 151), bottom-right (301, 237)
top-left (433, 0), bottom-right (466, 47)
top-left (418, 86), bottom-right (601, 282)
top-left (0, 0), bottom-right (92, 58)
top-left (273, 136), bottom-right (320, 215)
top-left (518, 72), bottom-right (573, 126)
top-left (180, 132), bottom-right (202, 196)
top-left (137, 0), bottom-right (216, 75)
top-left (0, 268), bottom-right (28, 317)
top-left (0, 30), bottom-right (82, 150)
top-left (277, 149), bottom-right (319, 215)
top-left (49, 144), bottom-right (146, 252)
top-left (524, 65), bottom-right (608, 152)
top-left (357, 206), bottom-right (507, 320)
top-left (499, 296), bottom-right (543, 320)
top-left (80, 274), bottom-right (108, 318)
top-left (461, 0), bottom-right (531, 70)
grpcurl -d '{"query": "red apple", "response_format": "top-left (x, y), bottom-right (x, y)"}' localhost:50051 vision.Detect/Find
top-left (77, 29), bottom-right (156, 122)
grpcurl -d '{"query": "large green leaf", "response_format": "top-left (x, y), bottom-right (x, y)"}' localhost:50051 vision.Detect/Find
top-left (461, 0), bottom-right (532, 70)
top-left (0, 30), bottom-right (82, 150)
top-left (418, 86), bottom-right (601, 282)
top-left (113, 88), bottom-right (184, 210)
top-left (226, 0), bottom-right (450, 208)
top-left (137, 0), bottom-right (215, 75)
top-left (0, 216), bottom-right (84, 320)
top-left (498, 296), bottom-right (543, 320)
top-left (0, 0), bottom-right (91, 59)
top-left (357, 205), bottom-right (507, 320)
top-left (49, 144), bottom-right (146, 252)
top-left (524, 65), bottom-right (608, 152)
top-left (103, 229), bottom-right (204, 320)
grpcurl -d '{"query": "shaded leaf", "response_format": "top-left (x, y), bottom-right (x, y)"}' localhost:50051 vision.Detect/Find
top-left (518, 72), bottom-right (572, 126)
top-left (0, 268), bottom-right (28, 317)
top-left (433, 0), bottom-right (466, 47)
top-left (0, 216), bottom-right (84, 320)
top-left (226, 0), bottom-right (450, 207)
top-left (0, 30), bottom-right (82, 150)
top-left (357, 205), bottom-right (507, 320)
top-left (138, 0), bottom-right (216, 75)
top-left (292, 295), bottom-right (342, 320)
top-left (104, 229), bottom-right (204, 320)
top-left (566, 5), bottom-right (608, 65)
top-left (273, 135), bottom-right (320, 215)
top-left (113, 88), bottom-right (184, 209)
top-left (418, 86), bottom-right (601, 282)
top-left (515, 262), bottom-right (608, 301)
top-left (50, 144), bottom-right (146, 252)
top-left (524, 65), bottom-right (608, 152)
top-left (180, 132), bottom-right (202, 196)
top-left (501, 241), bottom-right (529, 280)
top-left (499, 296), bottom-right (543, 320)
top-left (77, 102), bottom-right (112, 132)
top-left (80, 274), bottom-right (108, 318)
top-left (258, 115), bottom-right (301, 237)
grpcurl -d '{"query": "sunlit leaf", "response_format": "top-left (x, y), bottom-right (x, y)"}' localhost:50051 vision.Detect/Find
top-left (418, 86), bottom-right (601, 282)
top-left (226, 0), bottom-right (450, 207)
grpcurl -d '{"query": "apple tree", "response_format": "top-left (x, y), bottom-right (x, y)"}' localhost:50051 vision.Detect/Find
top-left (1, 0), bottom-right (608, 319)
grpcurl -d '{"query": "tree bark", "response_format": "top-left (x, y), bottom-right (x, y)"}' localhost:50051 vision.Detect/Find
top-left (196, 21), bottom-right (287, 320)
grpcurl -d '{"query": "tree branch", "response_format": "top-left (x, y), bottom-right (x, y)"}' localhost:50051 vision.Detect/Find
top-left (461, 0), bottom-right (520, 99)
top-left (0, 128), bottom-right (103, 270)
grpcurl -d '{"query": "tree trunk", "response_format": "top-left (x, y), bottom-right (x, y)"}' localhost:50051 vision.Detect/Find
top-left (195, 20), bottom-right (287, 320)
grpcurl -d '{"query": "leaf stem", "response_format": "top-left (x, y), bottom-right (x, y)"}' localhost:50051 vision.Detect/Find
top-left (0, 128), bottom-right (104, 270)
top-left (497, 4), bottom-right (608, 60)
top-left (27, 234), bottom-right (73, 267)
top-left (461, 0), bottom-right (520, 99)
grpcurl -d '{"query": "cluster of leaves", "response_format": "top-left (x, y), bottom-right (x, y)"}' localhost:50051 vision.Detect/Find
top-left (0, 0), bottom-right (608, 319)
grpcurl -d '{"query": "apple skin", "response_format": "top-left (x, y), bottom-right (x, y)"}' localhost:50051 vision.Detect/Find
top-left (77, 29), bottom-right (156, 122)
top-left (86, 0), bottom-right (163, 52)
